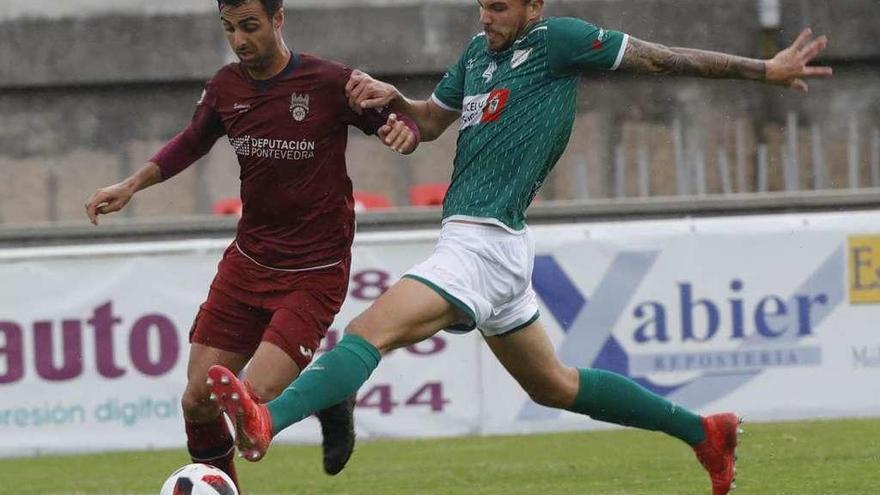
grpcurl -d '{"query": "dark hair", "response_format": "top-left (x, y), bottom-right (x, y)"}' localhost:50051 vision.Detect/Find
top-left (217, 0), bottom-right (282, 17)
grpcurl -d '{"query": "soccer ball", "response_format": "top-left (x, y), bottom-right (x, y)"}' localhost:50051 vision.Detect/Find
top-left (159, 463), bottom-right (238, 495)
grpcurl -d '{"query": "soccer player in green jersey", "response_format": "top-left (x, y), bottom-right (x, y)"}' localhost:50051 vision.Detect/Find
top-left (207, 1), bottom-right (831, 493)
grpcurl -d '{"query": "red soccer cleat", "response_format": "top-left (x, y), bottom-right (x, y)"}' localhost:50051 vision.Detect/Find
top-left (693, 413), bottom-right (742, 495)
top-left (207, 365), bottom-right (273, 462)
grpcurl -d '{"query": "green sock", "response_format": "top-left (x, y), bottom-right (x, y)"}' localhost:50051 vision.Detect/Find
top-left (567, 368), bottom-right (705, 445)
top-left (267, 334), bottom-right (380, 435)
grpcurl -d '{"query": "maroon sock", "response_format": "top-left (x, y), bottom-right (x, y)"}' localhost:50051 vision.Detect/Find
top-left (186, 414), bottom-right (239, 490)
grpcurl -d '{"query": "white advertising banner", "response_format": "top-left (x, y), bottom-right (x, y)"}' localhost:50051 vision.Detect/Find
top-left (480, 212), bottom-right (880, 435)
top-left (1, 210), bottom-right (879, 456)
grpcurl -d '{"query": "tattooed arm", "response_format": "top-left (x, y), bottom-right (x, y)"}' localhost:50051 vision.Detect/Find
top-left (620, 39), bottom-right (766, 80)
top-left (619, 28), bottom-right (832, 92)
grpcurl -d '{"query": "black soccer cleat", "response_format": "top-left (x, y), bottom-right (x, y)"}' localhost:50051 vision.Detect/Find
top-left (316, 395), bottom-right (356, 475)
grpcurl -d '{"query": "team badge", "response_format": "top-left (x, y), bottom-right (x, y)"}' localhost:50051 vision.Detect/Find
top-left (488, 94), bottom-right (501, 114)
top-left (482, 88), bottom-right (510, 123)
top-left (290, 93), bottom-right (310, 122)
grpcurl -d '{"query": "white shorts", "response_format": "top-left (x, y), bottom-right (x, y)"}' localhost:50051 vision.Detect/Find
top-left (404, 221), bottom-right (540, 337)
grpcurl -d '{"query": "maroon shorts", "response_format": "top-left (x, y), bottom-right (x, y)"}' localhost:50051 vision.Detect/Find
top-left (190, 243), bottom-right (351, 370)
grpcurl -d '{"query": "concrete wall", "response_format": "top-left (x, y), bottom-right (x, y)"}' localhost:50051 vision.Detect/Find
top-left (4, 0), bottom-right (879, 87)
top-left (1, 0), bottom-right (879, 225)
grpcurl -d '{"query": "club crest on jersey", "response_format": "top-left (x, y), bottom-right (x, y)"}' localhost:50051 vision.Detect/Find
top-left (483, 89), bottom-right (509, 123)
top-left (290, 93), bottom-right (310, 122)
top-left (487, 93), bottom-right (502, 114)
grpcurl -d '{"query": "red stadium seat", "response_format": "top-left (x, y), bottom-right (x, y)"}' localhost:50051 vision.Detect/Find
top-left (212, 197), bottom-right (243, 217)
top-left (409, 183), bottom-right (449, 207)
top-left (353, 191), bottom-right (392, 212)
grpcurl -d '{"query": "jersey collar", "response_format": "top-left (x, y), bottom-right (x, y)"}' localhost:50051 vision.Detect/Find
top-left (249, 52), bottom-right (300, 90)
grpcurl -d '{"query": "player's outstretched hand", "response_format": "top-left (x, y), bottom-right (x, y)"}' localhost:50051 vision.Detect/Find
top-left (378, 114), bottom-right (418, 155)
top-left (766, 28), bottom-right (832, 93)
top-left (346, 70), bottom-right (401, 114)
top-left (84, 182), bottom-right (134, 226)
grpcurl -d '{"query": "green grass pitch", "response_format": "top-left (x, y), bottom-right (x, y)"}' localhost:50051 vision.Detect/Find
top-left (2, 418), bottom-right (877, 495)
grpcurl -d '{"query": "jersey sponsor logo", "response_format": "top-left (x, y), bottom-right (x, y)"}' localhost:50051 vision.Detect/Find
top-left (233, 103), bottom-right (251, 114)
top-left (482, 61), bottom-right (498, 83)
top-left (460, 88), bottom-right (511, 129)
top-left (466, 57), bottom-right (477, 70)
top-left (511, 48), bottom-right (532, 69)
top-left (299, 345), bottom-right (314, 359)
top-left (228, 135), bottom-right (316, 161)
top-left (290, 93), bottom-right (310, 122)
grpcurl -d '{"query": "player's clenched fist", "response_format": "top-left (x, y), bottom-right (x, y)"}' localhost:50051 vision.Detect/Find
top-left (378, 113), bottom-right (418, 155)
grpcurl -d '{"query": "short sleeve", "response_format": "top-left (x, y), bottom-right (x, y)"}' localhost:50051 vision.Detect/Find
top-left (431, 43), bottom-right (472, 113)
top-left (547, 17), bottom-right (629, 75)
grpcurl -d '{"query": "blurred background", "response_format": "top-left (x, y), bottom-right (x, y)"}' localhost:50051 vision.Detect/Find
top-left (1, 0), bottom-right (878, 233)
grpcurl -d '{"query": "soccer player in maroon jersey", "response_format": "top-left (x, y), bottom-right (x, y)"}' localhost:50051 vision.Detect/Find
top-left (84, 0), bottom-right (419, 488)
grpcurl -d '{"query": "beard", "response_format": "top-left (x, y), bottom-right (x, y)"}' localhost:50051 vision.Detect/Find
top-left (237, 51), bottom-right (271, 72)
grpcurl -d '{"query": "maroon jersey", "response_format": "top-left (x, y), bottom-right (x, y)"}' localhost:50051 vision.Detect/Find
top-left (151, 53), bottom-right (398, 270)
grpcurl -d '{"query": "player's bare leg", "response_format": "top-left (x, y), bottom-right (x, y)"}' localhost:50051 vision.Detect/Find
top-left (483, 321), bottom-right (580, 409)
top-left (209, 278), bottom-right (462, 462)
top-left (248, 346), bottom-right (358, 475)
top-left (485, 321), bottom-right (740, 495)
top-left (237, 342), bottom-right (357, 475)
top-left (240, 342), bottom-right (301, 403)
top-left (346, 278), bottom-right (463, 353)
top-left (182, 344), bottom-right (250, 488)
top-left (204, 342), bottom-right (293, 462)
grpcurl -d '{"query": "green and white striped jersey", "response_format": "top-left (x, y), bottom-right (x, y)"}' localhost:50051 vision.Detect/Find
top-left (433, 17), bottom-right (628, 232)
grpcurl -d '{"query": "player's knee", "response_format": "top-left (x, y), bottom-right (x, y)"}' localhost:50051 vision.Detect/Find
top-left (526, 385), bottom-right (571, 409)
top-left (345, 314), bottom-right (397, 354)
top-left (344, 312), bottom-right (374, 338)
top-left (523, 371), bottom-right (578, 409)
top-left (181, 385), bottom-right (218, 420)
